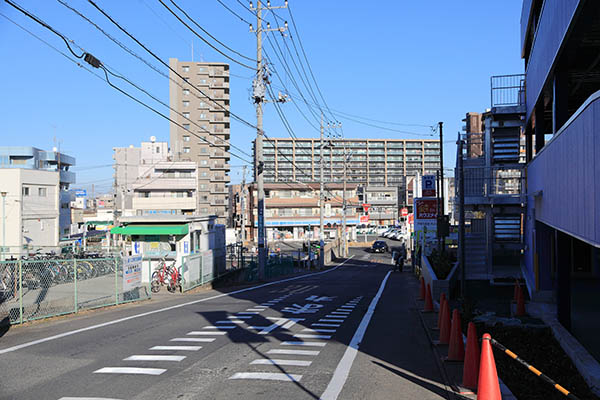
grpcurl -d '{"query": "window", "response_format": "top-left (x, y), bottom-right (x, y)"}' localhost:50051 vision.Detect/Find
top-left (183, 135), bottom-right (190, 142)
top-left (183, 89), bottom-right (190, 96)
top-left (22, 187), bottom-right (29, 196)
top-left (38, 187), bottom-right (47, 197)
top-left (183, 147), bottom-right (190, 153)
top-left (200, 79), bottom-right (207, 84)
top-left (200, 148), bottom-right (207, 153)
top-left (183, 124), bottom-right (190, 130)
top-left (182, 65), bottom-right (190, 72)
top-left (199, 184), bottom-right (207, 190)
top-left (201, 160), bottom-right (208, 165)
top-left (183, 101), bottom-right (190, 107)
top-left (156, 146), bottom-right (160, 153)
top-left (199, 113), bottom-right (206, 119)
top-left (183, 112), bottom-right (190, 119)
top-left (199, 101), bottom-right (206, 107)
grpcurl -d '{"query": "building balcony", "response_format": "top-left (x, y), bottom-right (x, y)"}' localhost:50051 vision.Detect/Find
top-left (60, 170), bottom-right (76, 184)
top-left (132, 197), bottom-right (196, 211)
top-left (209, 67), bottom-right (228, 77)
top-left (132, 177), bottom-right (197, 191)
top-left (527, 90), bottom-right (600, 247)
top-left (523, 0), bottom-right (581, 120)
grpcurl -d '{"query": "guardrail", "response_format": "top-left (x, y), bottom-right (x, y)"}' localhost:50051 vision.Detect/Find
top-left (0, 258), bottom-right (150, 324)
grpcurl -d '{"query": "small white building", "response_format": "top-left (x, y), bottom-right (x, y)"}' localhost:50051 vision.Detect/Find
top-left (111, 215), bottom-right (225, 283)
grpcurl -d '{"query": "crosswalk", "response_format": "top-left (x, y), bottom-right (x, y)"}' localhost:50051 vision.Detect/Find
top-left (229, 296), bottom-right (364, 383)
top-left (60, 292), bottom-right (365, 399)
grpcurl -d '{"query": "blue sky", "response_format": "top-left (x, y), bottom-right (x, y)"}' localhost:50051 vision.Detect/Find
top-left (0, 0), bottom-right (524, 192)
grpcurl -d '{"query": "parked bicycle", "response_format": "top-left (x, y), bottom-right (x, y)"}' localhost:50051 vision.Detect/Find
top-left (151, 258), bottom-right (181, 293)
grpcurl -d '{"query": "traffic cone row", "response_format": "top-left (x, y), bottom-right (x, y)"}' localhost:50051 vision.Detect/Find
top-left (435, 293), bottom-right (446, 330)
top-left (438, 300), bottom-right (451, 344)
top-left (462, 322), bottom-right (479, 390)
top-left (447, 309), bottom-right (464, 361)
top-left (478, 333), bottom-right (502, 400)
top-left (423, 284), bottom-right (434, 312)
top-left (419, 276), bottom-right (425, 300)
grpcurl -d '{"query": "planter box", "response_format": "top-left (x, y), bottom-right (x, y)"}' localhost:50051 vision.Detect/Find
top-left (421, 254), bottom-right (459, 302)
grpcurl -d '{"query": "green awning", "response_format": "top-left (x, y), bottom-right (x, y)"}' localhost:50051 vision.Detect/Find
top-left (110, 224), bottom-right (189, 236)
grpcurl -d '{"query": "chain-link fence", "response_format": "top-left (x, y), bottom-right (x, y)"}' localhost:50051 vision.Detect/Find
top-left (179, 248), bottom-right (233, 292)
top-left (0, 258), bottom-right (150, 324)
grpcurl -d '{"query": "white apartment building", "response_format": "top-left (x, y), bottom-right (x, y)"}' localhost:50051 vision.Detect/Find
top-left (113, 137), bottom-right (199, 217)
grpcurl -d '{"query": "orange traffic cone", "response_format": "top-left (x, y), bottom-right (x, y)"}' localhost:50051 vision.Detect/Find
top-left (435, 294), bottom-right (447, 330)
top-left (477, 333), bottom-right (501, 400)
top-left (513, 280), bottom-right (520, 302)
top-left (516, 287), bottom-right (526, 316)
top-left (423, 284), bottom-right (434, 312)
top-left (462, 322), bottom-right (479, 390)
top-left (438, 300), bottom-right (451, 344)
top-left (447, 309), bottom-right (465, 361)
top-left (419, 277), bottom-right (425, 300)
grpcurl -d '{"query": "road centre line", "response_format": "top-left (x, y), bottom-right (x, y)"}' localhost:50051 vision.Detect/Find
top-left (0, 256), bottom-right (354, 355)
top-left (320, 271), bottom-right (391, 400)
top-left (268, 349), bottom-right (320, 356)
top-left (281, 341), bottom-right (327, 347)
top-left (124, 355), bottom-right (185, 362)
top-left (94, 367), bottom-right (166, 375)
top-left (150, 345), bottom-right (202, 351)
top-left (229, 372), bottom-right (302, 382)
top-left (250, 359), bottom-right (312, 367)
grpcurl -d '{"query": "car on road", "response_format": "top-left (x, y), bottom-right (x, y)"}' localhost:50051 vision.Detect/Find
top-left (371, 240), bottom-right (389, 253)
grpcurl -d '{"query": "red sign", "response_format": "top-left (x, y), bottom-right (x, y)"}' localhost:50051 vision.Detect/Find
top-left (408, 213), bottom-right (414, 224)
top-left (401, 207), bottom-right (408, 217)
top-left (359, 215), bottom-right (369, 224)
top-left (415, 199), bottom-right (438, 219)
top-left (362, 203), bottom-right (370, 213)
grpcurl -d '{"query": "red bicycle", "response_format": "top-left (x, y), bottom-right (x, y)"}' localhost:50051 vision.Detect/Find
top-left (151, 258), bottom-right (181, 293)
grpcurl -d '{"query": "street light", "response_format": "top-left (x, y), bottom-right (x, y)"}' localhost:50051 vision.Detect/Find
top-left (1, 191), bottom-right (6, 261)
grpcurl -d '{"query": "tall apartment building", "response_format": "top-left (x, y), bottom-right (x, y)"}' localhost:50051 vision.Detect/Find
top-left (256, 138), bottom-right (441, 205)
top-left (168, 58), bottom-right (231, 224)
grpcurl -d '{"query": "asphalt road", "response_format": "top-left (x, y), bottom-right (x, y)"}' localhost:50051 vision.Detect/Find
top-left (0, 247), bottom-right (452, 400)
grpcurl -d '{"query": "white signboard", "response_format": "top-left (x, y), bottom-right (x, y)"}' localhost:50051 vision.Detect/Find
top-left (422, 175), bottom-right (437, 197)
top-left (123, 255), bottom-right (142, 291)
top-left (413, 197), bottom-right (438, 255)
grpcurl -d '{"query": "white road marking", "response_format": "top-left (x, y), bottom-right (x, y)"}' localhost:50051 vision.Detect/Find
top-left (228, 315), bottom-right (252, 319)
top-left (339, 306), bottom-right (355, 309)
top-left (94, 367), bottom-right (166, 375)
top-left (302, 328), bottom-right (336, 333)
top-left (150, 345), bottom-right (202, 351)
top-left (260, 303), bottom-right (273, 306)
top-left (331, 311), bottom-right (351, 314)
top-left (320, 319), bottom-right (345, 323)
top-left (312, 323), bottom-right (341, 328)
top-left (170, 337), bottom-right (213, 342)
top-left (237, 312), bottom-right (260, 315)
top-left (293, 334), bottom-right (331, 339)
top-left (245, 308), bottom-right (265, 312)
top-left (187, 331), bottom-right (227, 336)
top-left (0, 257), bottom-right (354, 355)
top-left (250, 358), bottom-right (312, 367)
top-left (217, 320), bottom-right (245, 324)
top-left (59, 398), bottom-right (124, 400)
top-left (251, 359), bottom-right (312, 367)
top-left (281, 341), bottom-right (327, 347)
top-left (203, 326), bottom-right (236, 329)
top-left (268, 349), bottom-right (320, 356)
top-left (321, 271), bottom-right (391, 400)
top-left (229, 372), bottom-right (302, 382)
top-left (325, 315), bottom-right (346, 319)
top-left (124, 355), bottom-right (186, 362)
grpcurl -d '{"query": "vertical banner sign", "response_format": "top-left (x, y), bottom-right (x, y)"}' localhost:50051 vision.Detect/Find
top-left (258, 199), bottom-right (265, 247)
top-left (422, 175), bottom-right (437, 197)
top-left (123, 255), bottom-right (142, 291)
top-left (413, 198), bottom-right (438, 255)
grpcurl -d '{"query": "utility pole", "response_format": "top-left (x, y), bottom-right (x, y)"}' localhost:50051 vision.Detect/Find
top-left (458, 134), bottom-right (466, 299)
top-left (319, 112), bottom-right (325, 266)
top-left (438, 121), bottom-right (445, 254)
top-left (241, 165), bottom-right (247, 244)
top-left (249, 0), bottom-right (287, 279)
top-left (341, 132), bottom-right (349, 258)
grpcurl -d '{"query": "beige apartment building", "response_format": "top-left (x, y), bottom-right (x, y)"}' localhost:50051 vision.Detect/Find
top-left (168, 58), bottom-right (231, 224)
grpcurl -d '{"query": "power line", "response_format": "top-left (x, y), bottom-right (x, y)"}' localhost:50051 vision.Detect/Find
top-left (158, 0), bottom-right (256, 66)
top-left (86, 0), bottom-right (258, 131)
top-left (137, 0), bottom-right (189, 45)
top-left (214, 0), bottom-right (253, 25)
top-left (2, 4), bottom-right (252, 165)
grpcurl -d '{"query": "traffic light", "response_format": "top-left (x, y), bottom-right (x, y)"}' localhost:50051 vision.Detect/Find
top-left (257, 161), bottom-right (264, 175)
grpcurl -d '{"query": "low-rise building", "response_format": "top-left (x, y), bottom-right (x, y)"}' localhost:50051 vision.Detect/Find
top-left (0, 146), bottom-right (75, 257)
